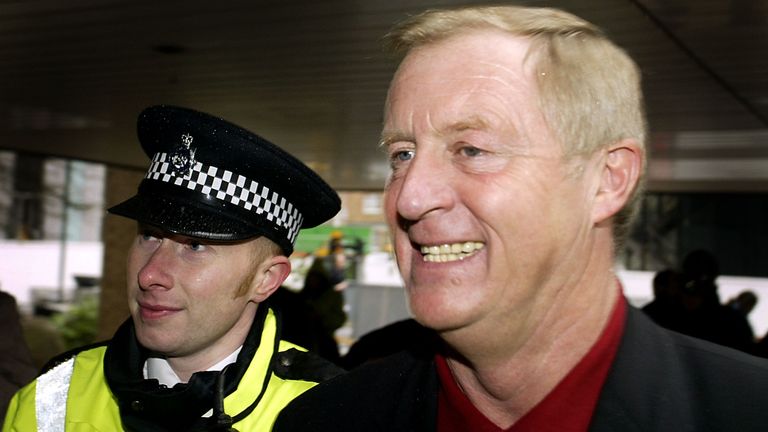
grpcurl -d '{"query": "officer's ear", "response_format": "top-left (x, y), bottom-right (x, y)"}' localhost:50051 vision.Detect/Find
top-left (248, 254), bottom-right (291, 303)
top-left (591, 138), bottom-right (643, 224)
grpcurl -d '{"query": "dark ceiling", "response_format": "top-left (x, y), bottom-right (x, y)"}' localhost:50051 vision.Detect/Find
top-left (1, 0), bottom-right (767, 191)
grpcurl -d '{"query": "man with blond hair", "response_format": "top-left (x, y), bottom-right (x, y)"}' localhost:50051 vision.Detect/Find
top-left (275, 6), bottom-right (768, 431)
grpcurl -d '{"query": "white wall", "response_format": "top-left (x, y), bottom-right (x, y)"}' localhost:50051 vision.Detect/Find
top-left (0, 240), bottom-right (103, 308)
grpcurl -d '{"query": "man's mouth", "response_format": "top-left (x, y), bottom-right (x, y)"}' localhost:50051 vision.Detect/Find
top-left (138, 302), bottom-right (182, 320)
top-left (419, 242), bottom-right (485, 262)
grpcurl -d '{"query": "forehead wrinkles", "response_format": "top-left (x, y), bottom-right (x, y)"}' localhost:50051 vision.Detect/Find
top-left (471, 57), bottom-right (532, 87)
top-left (384, 62), bottom-right (540, 149)
top-left (384, 31), bottom-right (551, 152)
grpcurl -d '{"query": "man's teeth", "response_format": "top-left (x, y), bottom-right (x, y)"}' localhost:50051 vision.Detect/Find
top-left (420, 242), bottom-right (485, 262)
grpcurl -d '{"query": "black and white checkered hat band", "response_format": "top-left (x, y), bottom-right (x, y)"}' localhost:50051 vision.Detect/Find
top-left (145, 152), bottom-right (304, 245)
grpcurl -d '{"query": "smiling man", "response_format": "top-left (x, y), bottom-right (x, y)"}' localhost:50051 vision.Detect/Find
top-left (275, 6), bottom-right (768, 431)
top-left (3, 105), bottom-right (342, 431)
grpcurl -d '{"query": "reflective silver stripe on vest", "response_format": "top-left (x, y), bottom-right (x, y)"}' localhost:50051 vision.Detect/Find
top-left (35, 357), bottom-right (75, 432)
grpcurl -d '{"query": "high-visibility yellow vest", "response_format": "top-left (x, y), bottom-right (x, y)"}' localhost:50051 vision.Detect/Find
top-left (3, 309), bottom-right (323, 431)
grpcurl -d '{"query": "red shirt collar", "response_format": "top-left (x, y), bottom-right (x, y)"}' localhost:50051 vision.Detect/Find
top-left (437, 291), bottom-right (627, 432)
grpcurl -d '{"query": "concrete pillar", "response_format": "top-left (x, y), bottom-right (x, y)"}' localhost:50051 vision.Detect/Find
top-left (98, 167), bottom-right (142, 340)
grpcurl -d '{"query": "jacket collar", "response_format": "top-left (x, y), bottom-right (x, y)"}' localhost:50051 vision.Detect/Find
top-left (104, 305), bottom-right (274, 431)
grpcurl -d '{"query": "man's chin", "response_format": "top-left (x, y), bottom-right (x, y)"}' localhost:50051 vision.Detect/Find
top-left (409, 305), bottom-right (472, 334)
top-left (134, 328), bottom-right (179, 355)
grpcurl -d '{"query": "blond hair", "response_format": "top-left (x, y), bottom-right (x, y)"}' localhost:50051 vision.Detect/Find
top-left (384, 5), bottom-right (647, 246)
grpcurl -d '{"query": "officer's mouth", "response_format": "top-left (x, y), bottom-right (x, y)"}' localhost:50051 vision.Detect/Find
top-left (138, 302), bottom-right (183, 320)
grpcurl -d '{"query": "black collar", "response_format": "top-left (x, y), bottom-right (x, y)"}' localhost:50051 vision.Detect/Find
top-left (104, 306), bottom-right (270, 432)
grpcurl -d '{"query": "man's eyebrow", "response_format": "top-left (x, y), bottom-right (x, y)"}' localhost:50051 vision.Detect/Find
top-left (447, 116), bottom-right (490, 133)
top-left (378, 131), bottom-right (412, 148)
top-left (379, 117), bottom-right (492, 148)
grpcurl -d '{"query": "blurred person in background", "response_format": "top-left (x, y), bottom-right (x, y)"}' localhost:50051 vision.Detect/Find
top-left (726, 290), bottom-right (758, 318)
top-left (0, 290), bottom-right (36, 420)
top-left (642, 268), bottom-right (684, 331)
top-left (675, 249), bottom-right (755, 353)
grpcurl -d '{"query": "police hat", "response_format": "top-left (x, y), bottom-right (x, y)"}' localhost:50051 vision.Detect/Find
top-left (108, 105), bottom-right (341, 255)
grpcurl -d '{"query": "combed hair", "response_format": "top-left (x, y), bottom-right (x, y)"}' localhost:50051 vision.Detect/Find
top-left (383, 6), bottom-right (647, 247)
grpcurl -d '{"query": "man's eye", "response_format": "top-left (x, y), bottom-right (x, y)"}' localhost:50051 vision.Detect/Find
top-left (188, 242), bottom-right (205, 252)
top-left (391, 149), bottom-right (414, 163)
top-left (460, 146), bottom-right (483, 157)
top-left (140, 231), bottom-right (159, 242)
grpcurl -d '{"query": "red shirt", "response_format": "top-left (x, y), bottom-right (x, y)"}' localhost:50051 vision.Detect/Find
top-left (436, 295), bottom-right (627, 432)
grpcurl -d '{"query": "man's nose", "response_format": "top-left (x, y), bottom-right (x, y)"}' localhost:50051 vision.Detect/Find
top-left (137, 242), bottom-right (175, 291)
top-left (393, 152), bottom-right (454, 223)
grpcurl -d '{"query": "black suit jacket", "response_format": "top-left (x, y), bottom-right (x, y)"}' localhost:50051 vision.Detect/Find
top-left (274, 305), bottom-right (768, 431)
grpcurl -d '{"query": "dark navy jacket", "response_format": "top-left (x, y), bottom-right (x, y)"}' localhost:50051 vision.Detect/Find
top-left (275, 305), bottom-right (768, 431)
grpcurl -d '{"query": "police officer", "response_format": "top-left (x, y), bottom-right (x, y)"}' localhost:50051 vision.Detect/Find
top-left (3, 105), bottom-right (342, 431)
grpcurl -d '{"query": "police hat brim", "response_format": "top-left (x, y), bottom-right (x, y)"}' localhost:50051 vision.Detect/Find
top-left (108, 186), bottom-right (267, 243)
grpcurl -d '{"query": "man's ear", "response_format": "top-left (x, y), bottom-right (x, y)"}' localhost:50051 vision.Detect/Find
top-left (592, 139), bottom-right (643, 224)
top-left (249, 255), bottom-right (291, 303)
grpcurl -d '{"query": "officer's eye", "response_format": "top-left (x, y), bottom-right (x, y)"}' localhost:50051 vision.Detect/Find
top-left (188, 241), bottom-right (206, 252)
top-left (140, 231), bottom-right (160, 242)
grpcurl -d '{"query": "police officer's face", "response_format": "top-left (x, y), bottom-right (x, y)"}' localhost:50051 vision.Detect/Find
top-left (126, 225), bottom-right (267, 362)
top-left (382, 31), bottom-right (600, 339)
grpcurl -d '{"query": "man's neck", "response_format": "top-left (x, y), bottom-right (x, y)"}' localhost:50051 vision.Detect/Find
top-left (439, 249), bottom-right (619, 427)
